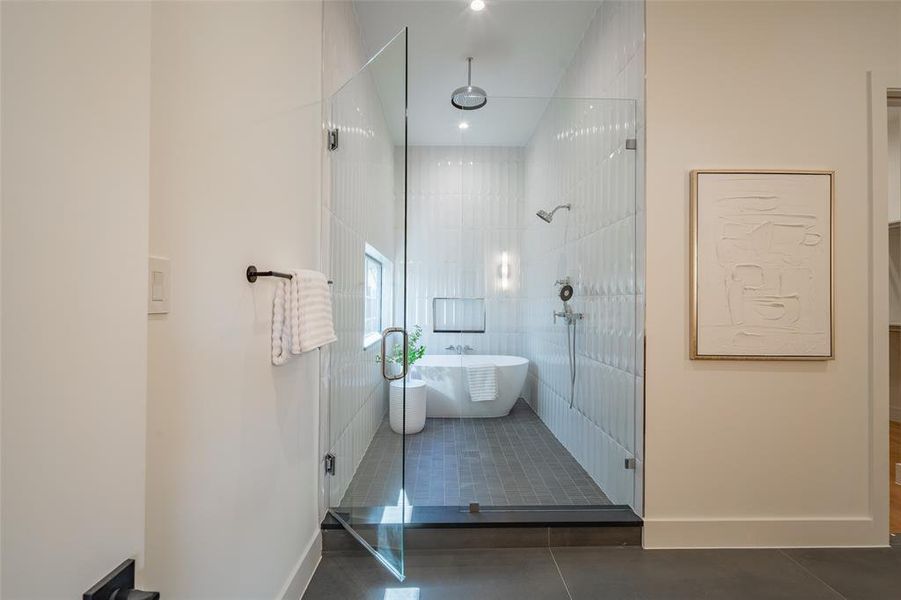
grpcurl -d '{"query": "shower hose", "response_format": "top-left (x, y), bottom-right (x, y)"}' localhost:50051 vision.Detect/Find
top-left (567, 316), bottom-right (577, 409)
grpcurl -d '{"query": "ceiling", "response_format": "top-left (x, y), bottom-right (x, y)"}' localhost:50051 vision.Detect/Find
top-left (352, 0), bottom-right (600, 146)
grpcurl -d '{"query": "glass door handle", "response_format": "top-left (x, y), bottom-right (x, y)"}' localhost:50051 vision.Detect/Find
top-left (380, 327), bottom-right (408, 381)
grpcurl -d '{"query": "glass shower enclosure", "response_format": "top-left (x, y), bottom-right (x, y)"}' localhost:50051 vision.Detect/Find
top-left (322, 31), bottom-right (641, 581)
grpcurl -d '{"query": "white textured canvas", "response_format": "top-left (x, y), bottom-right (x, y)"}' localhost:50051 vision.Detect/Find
top-left (694, 172), bottom-right (833, 358)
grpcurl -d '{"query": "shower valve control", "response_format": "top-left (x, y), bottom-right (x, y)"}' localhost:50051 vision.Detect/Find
top-left (554, 309), bottom-right (583, 325)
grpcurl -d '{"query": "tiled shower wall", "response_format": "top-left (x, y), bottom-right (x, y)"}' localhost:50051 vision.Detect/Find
top-left (522, 0), bottom-right (645, 512)
top-left (521, 98), bottom-right (638, 508)
top-left (321, 2), bottom-right (397, 509)
top-left (400, 146), bottom-right (525, 360)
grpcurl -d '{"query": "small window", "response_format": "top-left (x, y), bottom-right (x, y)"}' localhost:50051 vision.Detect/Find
top-left (364, 254), bottom-right (383, 347)
top-left (363, 244), bottom-right (392, 349)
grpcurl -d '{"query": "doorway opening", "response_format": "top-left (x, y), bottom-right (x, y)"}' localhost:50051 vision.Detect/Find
top-left (888, 92), bottom-right (901, 539)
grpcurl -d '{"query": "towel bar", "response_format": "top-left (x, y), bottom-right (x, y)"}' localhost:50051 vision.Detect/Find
top-left (246, 265), bottom-right (333, 285)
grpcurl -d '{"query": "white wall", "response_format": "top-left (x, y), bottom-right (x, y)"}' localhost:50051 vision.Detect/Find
top-left (1, 2), bottom-right (150, 598)
top-left (145, 2), bottom-right (323, 598)
top-left (644, 0), bottom-right (900, 548)
top-left (522, 0), bottom-right (646, 511)
top-left (404, 146), bottom-right (525, 359)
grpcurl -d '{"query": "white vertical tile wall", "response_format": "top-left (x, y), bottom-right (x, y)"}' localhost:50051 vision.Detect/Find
top-left (522, 1), bottom-right (645, 512)
top-left (521, 97), bottom-right (637, 508)
top-left (322, 37), bottom-right (398, 508)
top-left (401, 146), bottom-right (526, 361)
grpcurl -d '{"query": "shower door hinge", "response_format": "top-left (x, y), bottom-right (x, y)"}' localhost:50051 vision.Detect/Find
top-left (625, 138), bottom-right (637, 150)
top-left (324, 453), bottom-right (336, 476)
top-left (624, 457), bottom-right (636, 470)
top-left (327, 128), bottom-right (339, 151)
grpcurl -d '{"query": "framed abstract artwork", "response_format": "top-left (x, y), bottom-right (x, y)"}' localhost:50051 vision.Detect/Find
top-left (690, 170), bottom-right (834, 360)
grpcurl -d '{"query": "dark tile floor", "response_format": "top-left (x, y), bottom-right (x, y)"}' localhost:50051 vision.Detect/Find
top-left (303, 545), bottom-right (901, 600)
top-left (340, 401), bottom-right (611, 508)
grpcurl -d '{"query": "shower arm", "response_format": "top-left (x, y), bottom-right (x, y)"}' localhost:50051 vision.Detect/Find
top-left (549, 203), bottom-right (572, 218)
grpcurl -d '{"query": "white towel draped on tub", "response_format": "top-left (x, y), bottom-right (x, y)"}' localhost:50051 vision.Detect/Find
top-left (271, 269), bottom-right (337, 365)
top-left (466, 362), bottom-right (498, 402)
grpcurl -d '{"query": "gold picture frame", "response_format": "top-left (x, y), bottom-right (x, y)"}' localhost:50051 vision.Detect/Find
top-left (690, 169), bottom-right (835, 360)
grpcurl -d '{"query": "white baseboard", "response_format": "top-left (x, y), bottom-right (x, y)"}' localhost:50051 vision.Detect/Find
top-left (891, 406), bottom-right (901, 423)
top-left (643, 517), bottom-right (887, 549)
top-left (277, 530), bottom-right (322, 600)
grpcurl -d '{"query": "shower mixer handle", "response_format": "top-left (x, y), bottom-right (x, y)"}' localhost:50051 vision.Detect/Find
top-left (554, 310), bottom-right (583, 324)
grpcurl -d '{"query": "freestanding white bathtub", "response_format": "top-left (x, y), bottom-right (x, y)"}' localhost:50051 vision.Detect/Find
top-left (412, 355), bottom-right (529, 418)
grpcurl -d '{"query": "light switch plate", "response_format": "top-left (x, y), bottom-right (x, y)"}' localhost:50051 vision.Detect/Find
top-left (148, 256), bottom-right (170, 315)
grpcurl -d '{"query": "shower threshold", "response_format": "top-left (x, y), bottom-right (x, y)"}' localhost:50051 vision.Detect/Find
top-left (322, 504), bottom-right (642, 550)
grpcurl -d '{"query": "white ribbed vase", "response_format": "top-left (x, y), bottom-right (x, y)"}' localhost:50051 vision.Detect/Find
top-left (389, 379), bottom-right (426, 435)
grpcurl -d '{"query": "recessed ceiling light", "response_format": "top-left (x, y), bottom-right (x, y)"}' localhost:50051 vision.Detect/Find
top-left (458, 121), bottom-right (470, 130)
top-left (470, 0), bottom-right (485, 11)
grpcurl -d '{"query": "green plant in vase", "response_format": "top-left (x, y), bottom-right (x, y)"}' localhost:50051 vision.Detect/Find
top-left (377, 325), bottom-right (426, 379)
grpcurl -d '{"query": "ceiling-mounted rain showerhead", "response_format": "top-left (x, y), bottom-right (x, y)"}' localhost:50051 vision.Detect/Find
top-left (536, 204), bottom-right (572, 223)
top-left (451, 57), bottom-right (488, 111)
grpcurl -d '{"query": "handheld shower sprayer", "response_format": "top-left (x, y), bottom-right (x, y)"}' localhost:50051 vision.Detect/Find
top-left (552, 277), bottom-right (582, 410)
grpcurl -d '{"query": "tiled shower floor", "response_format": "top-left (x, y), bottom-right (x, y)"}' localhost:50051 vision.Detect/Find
top-left (339, 400), bottom-right (612, 507)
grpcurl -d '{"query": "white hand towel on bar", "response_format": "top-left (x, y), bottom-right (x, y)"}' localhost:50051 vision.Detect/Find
top-left (271, 278), bottom-right (293, 365)
top-left (290, 269), bottom-right (337, 354)
top-left (271, 269), bottom-right (337, 365)
top-left (466, 362), bottom-right (497, 402)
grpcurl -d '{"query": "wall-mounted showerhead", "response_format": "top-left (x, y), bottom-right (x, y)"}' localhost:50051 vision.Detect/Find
top-left (451, 57), bottom-right (488, 111)
top-left (535, 203), bottom-right (571, 223)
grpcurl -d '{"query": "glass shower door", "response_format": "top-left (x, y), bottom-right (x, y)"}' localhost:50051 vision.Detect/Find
top-left (322, 28), bottom-right (408, 580)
